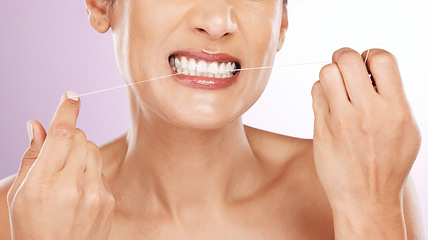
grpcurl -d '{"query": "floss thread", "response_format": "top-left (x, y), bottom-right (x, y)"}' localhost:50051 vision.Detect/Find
top-left (76, 46), bottom-right (383, 99)
top-left (364, 49), bottom-right (378, 92)
top-left (76, 61), bottom-right (330, 98)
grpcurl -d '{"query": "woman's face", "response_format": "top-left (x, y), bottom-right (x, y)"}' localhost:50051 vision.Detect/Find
top-left (109, 0), bottom-right (287, 129)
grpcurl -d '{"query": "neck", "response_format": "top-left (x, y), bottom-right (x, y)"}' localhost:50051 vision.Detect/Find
top-left (111, 93), bottom-right (261, 219)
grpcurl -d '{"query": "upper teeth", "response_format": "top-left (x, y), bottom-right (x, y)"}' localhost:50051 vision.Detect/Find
top-left (169, 56), bottom-right (239, 78)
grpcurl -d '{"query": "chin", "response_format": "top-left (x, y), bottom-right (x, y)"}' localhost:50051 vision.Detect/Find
top-left (157, 103), bottom-right (243, 131)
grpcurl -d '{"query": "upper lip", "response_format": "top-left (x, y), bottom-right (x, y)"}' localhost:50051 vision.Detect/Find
top-left (168, 49), bottom-right (241, 66)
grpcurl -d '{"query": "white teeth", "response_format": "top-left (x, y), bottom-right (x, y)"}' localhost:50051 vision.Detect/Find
top-left (196, 60), bottom-right (207, 73)
top-left (207, 62), bottom-right (219, 75)
top-left (188, 58), bottom-right (197, 71)
top-left (226, 62), bottom-right (232, 72)
top-left (181, 56), bottom-right (188, 69)
top-left (170, 55), bottom-right (239, 78)
top-left (219, 63), bottom-right (226, 74)
top-left (175, 58), bottom-right (181, 68)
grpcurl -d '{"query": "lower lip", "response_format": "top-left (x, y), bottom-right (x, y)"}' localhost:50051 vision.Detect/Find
top-left (171, 70), bottom-right (240, 89)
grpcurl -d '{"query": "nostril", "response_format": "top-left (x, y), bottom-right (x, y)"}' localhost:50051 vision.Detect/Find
top-left (196, 27), bottom-right (230, 38)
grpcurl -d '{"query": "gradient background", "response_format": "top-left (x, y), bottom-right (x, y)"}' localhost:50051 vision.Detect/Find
top-left (1, 0), bottom-right (427, 234)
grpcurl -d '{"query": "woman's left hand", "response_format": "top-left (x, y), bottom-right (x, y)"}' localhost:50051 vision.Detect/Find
top-left (311, 48), bottom-right (421, 239)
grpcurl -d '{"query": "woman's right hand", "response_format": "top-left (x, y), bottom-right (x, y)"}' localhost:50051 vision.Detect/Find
top-left (7, 92), bottom-right (115, 240)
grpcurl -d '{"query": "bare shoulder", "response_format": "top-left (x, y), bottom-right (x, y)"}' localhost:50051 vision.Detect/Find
top-left (244, 125), bottom-right (319, 185)
top-left (244, 125), bottom-right (424, 239)
top-left (0, 174), bottom-right (16, 240)
top-left (244, 125), bottom-right (315, 181)
top-left (244, 125), bottom-right (334, 236)
top-left (244, 125), bottom-right (313, 165)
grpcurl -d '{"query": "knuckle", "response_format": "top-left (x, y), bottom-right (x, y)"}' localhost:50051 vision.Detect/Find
top-left (87, 141), bottom-right (101, 158)
top-left (369, 50), bottom-right (397, 67)
top-left (75, 128), bottom-right (87, 141)
top-left (86, 191), bottom-right (104, 209)
top-left (107, 194), bottom-right (115, 207)
top-left (311, 81), bottom-right (321, 97)
top-left (104, 193), bottom-right (116, 212)
top-left (51, 124), bottom-right (76, 140)
top-left (357, 110), bottom-right (378, 135)
top-left (86, 141), bottom-right (99, 151)
top-left (20, 183), bottom-right (46, 202)
top-left (332, 117), bottom-right (346, 133)
top-left (333, 48), bottom-right (362, 65)
top-left (62, 186), bottom-right (83, 207)
top-left (319, 63), bottom-right (339, 81)
top-left (359, 118), bottom-right (376, 135)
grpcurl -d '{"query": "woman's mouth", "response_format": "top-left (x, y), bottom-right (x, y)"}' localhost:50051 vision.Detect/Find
top-left (168, 50), bottom-right (241, 89)
top-left (169, 55), bottom-right (240, 78)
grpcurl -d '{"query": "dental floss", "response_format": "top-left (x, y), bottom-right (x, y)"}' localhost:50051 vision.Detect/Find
top-left (364, 48), bottom-right (371, 64)
top-left (76, 61), bottom-right (330, 98)
top-left (364, 48), bottom-right (378, 91)
top-left (77, 43), bottom-right (387, 99)
top-left (77, 73), bottom-right (182, 98)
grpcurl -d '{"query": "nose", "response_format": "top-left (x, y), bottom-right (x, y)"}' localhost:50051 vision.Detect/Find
top-left (188, 1), bottom-right (238, 40)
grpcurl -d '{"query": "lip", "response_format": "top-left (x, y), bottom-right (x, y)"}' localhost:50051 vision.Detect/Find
top-left (168, 49), bottom-right (241, 89)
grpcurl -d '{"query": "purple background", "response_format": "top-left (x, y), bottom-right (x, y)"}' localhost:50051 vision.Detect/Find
top-left (0, 0), bottom-right (130, 177)
top-left (1, 0), bottom-right (427, 235)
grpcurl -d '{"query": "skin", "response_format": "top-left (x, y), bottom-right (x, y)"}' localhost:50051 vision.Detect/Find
top-left (0, 0), bottom-right (425, 239)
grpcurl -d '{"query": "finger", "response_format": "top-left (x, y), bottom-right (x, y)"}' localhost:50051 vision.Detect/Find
top-left (362, 49), bottom-right (406, 100)
top-left (78, 141), bottom-right (104, 239)
top-left (311, 80), bottom-right (330, 117)
top-left (332, 48), bottom-right (376, 105)
top-left (99, 171), bottom-right (115, 228)
top-left (81, 142), bottom-right (114, 239)
top-left (37, 91), bottom-right (81, 172)
top-left (312, 81), bottom-right (331, 139)
top-left (82, 141), bottom-right (104, 211)
top-left (8, 120), bottom-right (47, 205)
top-left (318, 63), bottom-right (350, 111)
top-left (83, 141), bottom-right (103, 185)
top-left (62, 129), bottom-right (88, 179)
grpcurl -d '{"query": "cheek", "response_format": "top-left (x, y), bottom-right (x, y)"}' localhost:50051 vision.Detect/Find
top-left (234, 5), bottom-right (281, 98)
top-left (114, 1), bottom-right (173, 84)
top-left (252, 20), bottom-right (281, 67)
top-left (240, 12), bottom-right (282, 108)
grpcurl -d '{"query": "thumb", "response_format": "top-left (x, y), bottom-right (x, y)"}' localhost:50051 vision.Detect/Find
top-left (21, 121), bottom-right (47, 169)
top-left (7, 120), bottom-right (47, 206)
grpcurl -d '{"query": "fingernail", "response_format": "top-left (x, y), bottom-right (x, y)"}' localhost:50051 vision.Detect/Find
top-left (27, 122), bottom-right (34, 141)
top-left (66, 91), bottom-right (79, 101)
